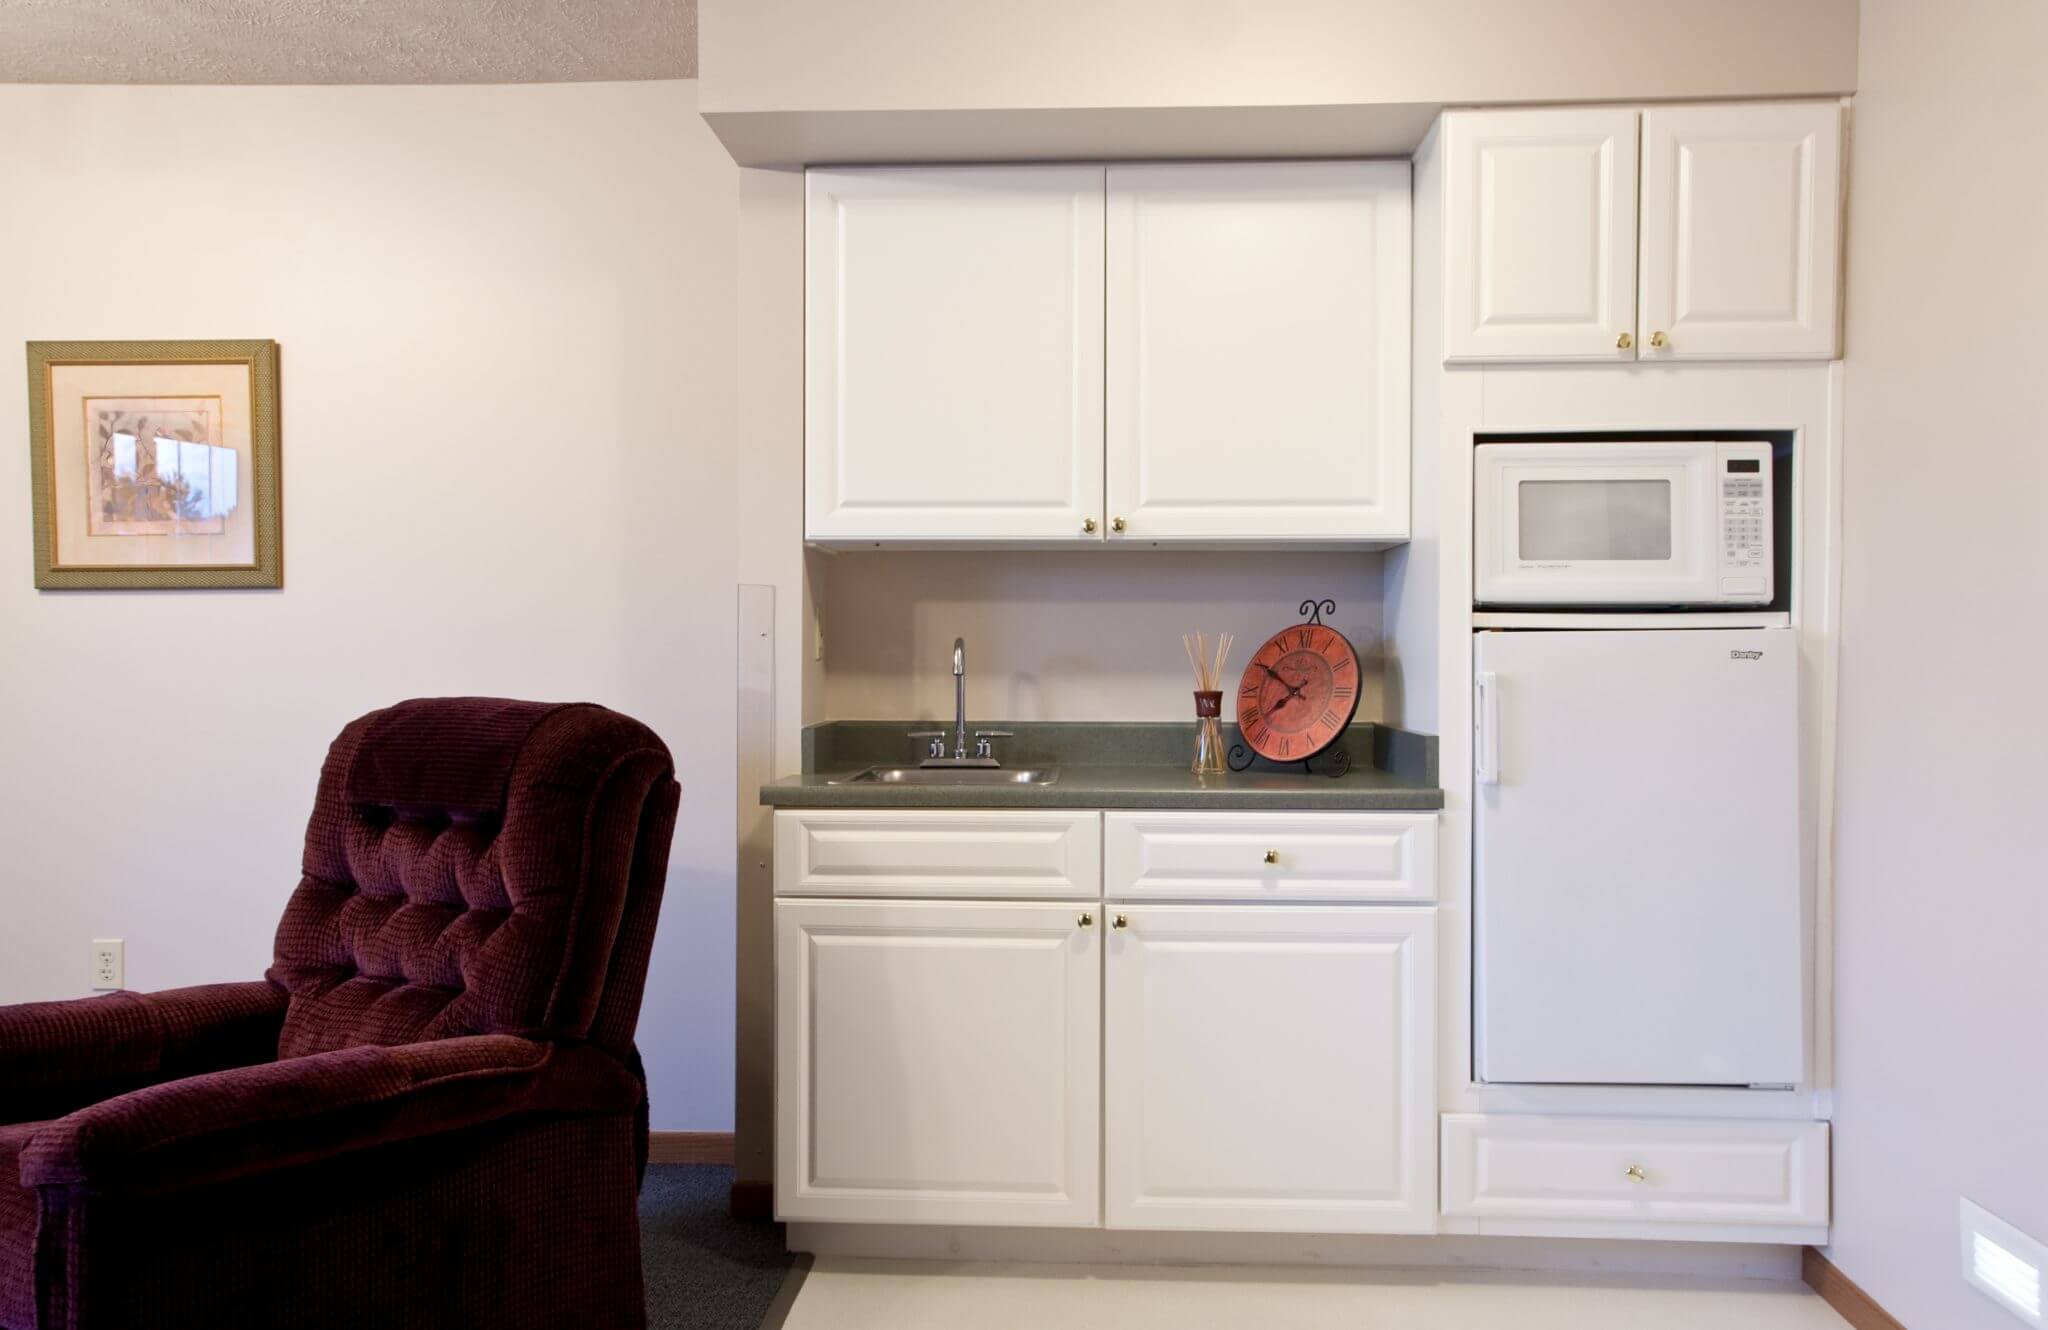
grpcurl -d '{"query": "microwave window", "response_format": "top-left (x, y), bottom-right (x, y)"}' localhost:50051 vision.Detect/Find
top-left (1517, 480), bottom-right (1673, 561)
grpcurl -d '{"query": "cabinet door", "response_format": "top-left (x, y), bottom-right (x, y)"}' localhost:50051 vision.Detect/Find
top-left (1105, 162), bottom-right (1410, 543)
top-left (805, 166), bottom-right (1105, 543)
top-left (1104, 906), bottom-right (1436, 1232)
top-left (1638, 103), bottom-right (1842, 360)
top-left (1443, 109), bottom-right (1639, 362)
top-left (775, 899), bottom-right (1101, 1226)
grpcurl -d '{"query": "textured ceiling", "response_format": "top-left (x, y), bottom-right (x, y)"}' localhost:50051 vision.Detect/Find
top-left (0, 0), bottom-right (696, 83)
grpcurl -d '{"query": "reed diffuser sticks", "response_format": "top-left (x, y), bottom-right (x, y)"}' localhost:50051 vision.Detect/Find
top-left (1183, 631), bottom-right (1233, 775)
top-left (1182, 632), bottom-right (1234, 694)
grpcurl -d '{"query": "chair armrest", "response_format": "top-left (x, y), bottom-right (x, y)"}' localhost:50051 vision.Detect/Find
top-left (20, 1035), bottom-right (638, 1193)
top-left (0, 982), bottom-right (287, 1123)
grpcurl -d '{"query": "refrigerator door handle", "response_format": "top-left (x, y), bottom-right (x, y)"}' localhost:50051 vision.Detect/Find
top-left (1475, 671), bottom-right (1501, 785)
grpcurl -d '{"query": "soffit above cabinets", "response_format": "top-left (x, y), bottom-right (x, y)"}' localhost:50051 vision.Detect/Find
top-left (697, 0), bottom-right (1857, 167)
top-left (704, 103), bottom-right (1446, 169)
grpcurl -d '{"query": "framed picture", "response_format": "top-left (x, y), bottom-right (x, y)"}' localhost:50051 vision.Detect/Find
top-left (27, 339), bottom-right (281, 589)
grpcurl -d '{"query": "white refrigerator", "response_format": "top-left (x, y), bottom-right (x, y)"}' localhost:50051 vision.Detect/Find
top-left (1473, 627), bottom-right (1804, 1087)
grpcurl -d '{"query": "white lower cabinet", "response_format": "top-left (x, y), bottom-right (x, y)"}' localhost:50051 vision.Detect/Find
top-left (1105, 906), bottom-right (1437, 1232)
top-left (774, 898), bottom-right (1101, 1226)
top-left (764, 808), bottom-right (1834, 1248)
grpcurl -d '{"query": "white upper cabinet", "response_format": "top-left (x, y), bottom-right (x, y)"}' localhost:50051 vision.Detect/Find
top-left (1443, 102), bottom-right (1842, 363)
top-left (805, 161), bottom-right (1411, 547)
top-left (1105, 162), bottom-right (1411, 543)
top-left (805, 166), bottom-right (1105, 543)
top-left (1638, 103), bottom-right (1843, 360)
top-left (1443, 109), bottom-right (1640, 362)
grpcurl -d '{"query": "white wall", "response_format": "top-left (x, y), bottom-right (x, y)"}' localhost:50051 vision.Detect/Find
top-left (816, 551), bottom-right (1385, 724)
top-left (1828, 0), bottom-right (2048, 1323)
top-left (0, 81), bottom-right (742, 1132)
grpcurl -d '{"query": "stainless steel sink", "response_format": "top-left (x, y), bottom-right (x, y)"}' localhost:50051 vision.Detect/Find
top-left (829, 766), bottom-right (1060, 786)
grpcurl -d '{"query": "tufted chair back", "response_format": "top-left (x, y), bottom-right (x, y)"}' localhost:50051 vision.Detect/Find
top-left (267, 698), bottom-right (680, 1063)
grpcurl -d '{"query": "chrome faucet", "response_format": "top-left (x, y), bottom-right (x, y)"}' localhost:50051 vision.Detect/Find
top-left (909, 638), bottom-right (1011, 766)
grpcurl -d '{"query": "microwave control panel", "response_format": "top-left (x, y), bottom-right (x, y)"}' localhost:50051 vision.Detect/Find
top-left (1717, 445), bottom-right (1773, 602)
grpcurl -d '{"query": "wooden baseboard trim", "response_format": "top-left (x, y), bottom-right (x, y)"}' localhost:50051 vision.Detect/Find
top-left (1803, 1248), bottom-right (1908, 1330)
top-left (730, 1179), bottom-right (774, 1221)
top-left (647, 1131), bottom-right (735, 1165)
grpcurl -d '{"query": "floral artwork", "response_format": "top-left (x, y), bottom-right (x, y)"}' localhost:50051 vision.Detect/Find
top-left (85, 397), bottom-right (237, 536)
top-left (30, 339), bottom-right (280, 589)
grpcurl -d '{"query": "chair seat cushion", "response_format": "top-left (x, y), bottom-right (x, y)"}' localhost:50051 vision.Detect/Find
top-left (1, 1119), bottom-right (45, 1330)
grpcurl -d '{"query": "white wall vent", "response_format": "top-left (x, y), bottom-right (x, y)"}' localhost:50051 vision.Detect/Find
top-left (1962, 1198), bottom-right (2045, 1326)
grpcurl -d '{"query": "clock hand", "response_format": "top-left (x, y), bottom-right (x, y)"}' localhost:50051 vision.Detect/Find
top-left (1258, 661), bottom-right (1308, 700)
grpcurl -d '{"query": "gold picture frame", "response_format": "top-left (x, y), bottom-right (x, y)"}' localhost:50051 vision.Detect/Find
top-left (27, 339), bottom-right (281, 589)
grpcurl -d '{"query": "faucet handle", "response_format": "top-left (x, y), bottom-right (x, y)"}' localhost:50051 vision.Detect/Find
top-left (906, 730), bottom-right (947, 737)
top-left (973, 730), bottom-right (1014, 739)
top-left (906, 730), bottom-right (948, 759)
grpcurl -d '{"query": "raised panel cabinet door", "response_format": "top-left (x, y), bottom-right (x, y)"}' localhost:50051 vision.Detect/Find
top-left (1104, 906), bottom-right (1436, 1233)
top-left (805, 166), bottom-right (1106, 543)
top-left (775, 899), bottom-right (1102, 1226)
top-left (1105, 162), bottom-right (1411, 543)
top-left (1638, 103), bottom-right (1842, 360)
top-left (1443, 109), bottom-right (1640, 362)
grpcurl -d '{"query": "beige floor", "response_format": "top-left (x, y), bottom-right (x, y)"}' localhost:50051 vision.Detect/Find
top-left (781, 1259), bottom-right (1854, 1330)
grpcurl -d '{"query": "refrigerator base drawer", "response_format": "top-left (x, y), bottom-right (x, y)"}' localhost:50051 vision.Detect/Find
top-left (1441, 1114), bottom-right (1829, 1231)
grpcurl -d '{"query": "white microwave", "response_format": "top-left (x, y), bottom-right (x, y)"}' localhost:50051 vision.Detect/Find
top-left (1474, 440), bottom-right (1774, 607)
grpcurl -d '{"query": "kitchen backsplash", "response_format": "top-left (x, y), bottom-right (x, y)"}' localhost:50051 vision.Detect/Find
top-left (813, 548), bottom-right (1388, 723)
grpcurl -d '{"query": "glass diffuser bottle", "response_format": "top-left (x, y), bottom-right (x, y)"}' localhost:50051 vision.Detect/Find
top-left (1191, 689), bottom-right (1227, 775)
top-left (1183, 631), bottom-right (1233, 776)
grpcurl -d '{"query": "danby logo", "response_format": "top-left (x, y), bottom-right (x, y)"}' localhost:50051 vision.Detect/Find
top-left (1730, 650), bottom-right (1764, 660)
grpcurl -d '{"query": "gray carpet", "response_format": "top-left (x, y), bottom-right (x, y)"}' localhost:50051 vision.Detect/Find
top-left (640, 1164), bottom-right (796, 1329)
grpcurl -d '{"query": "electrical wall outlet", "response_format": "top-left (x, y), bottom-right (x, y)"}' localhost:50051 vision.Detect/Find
top-left (90, 938), bottom-right (124, 990)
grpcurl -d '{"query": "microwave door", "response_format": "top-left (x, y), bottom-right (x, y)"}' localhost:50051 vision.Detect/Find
top-left (1476, 449), bottom-right (1719, 605)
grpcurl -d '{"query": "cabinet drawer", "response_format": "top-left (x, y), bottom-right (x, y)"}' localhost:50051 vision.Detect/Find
top-left (1104, 811), bottom-right (1435, 902)
top-left (774, 810), bottom-right (1101, 899)
top-left (1441, 1115), bottom-right (1829, 1230)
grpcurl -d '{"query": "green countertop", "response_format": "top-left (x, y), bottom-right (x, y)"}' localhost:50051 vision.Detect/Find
top-left (760, 721), bottom-right (1443, 811)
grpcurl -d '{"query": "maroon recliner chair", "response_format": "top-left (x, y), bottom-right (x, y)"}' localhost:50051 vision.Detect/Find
top-left (0, 698), bottom-right (680, 1329)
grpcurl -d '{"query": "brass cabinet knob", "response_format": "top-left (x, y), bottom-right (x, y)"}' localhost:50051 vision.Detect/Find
top-left (1111, 517), bottom-right (1127, 533)
top-left (1263, 850), bottom-right (1280, 864)
top-left (1625, 1164), bottom-right (1647, 1183)
top-left (1077, 912), bottom-right (1094, 928)
top-left (1615, 332), bottom-right (1634, 350)
top-left (1648, 331), bottom-right (1669, 350)
top-left (1082, 517), bottom-right (1097, 534)
top-left (1112, 913), bottom-right (1128, 929)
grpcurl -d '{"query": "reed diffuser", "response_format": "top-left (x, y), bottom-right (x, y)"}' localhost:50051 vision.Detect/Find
top-left (1182, 631), bottom-right (1234, 776)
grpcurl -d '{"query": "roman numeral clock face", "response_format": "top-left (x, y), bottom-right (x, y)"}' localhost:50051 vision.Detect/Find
top-left (1236, 623), bottom-right (1360, 764)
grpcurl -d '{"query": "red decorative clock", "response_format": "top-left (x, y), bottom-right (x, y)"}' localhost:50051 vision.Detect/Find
top-left (1235, 599), bottom-right (1360, 769)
